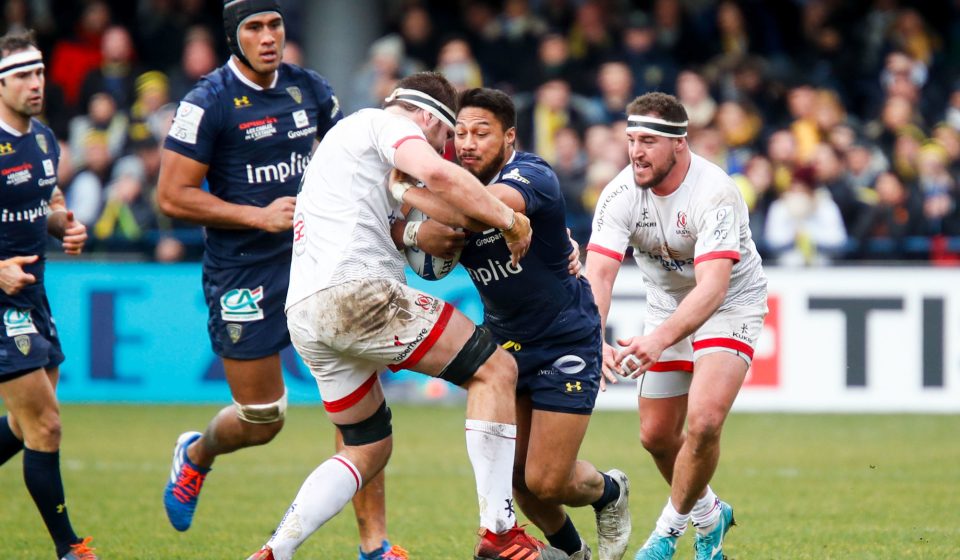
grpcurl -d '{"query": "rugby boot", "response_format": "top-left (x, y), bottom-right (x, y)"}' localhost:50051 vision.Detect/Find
top-left (693, 501), bottom-right (735, 560)
top-left (474, 525), bottom-right (569, 560)
top-left (570, 539), bottom-right (592, 560)
top-left (163, 431), bottom-right (209, 531)
top-left (633, 530), bottom-right (679, 560)
top-left (247, 546), bottom-right (275, 560)
top-left (595, 469), bottom-right (631, 560)
top-left (60, 536), bottom-right (98, 560)
top-left (360, 539), bottom-right (410, 560)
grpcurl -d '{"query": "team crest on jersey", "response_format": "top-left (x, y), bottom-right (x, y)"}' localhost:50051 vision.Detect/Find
top-left (501, 168), bottom-right (529, 184)
top-left (293, 213), bottom-right (306, 255)
top-left (220, 286), bottom-right (264, 322)
top-left (35, 134), bottom-right (48, 154)
top-left (0, 143), bottom-right (13, 155)
top-left (286, 86), bottom-right (302, 104)
top-left (233, 96), bottom-right (251, 108)
top-left (226, 323), bottom-right (243, 344)
top-left (3, 308), bottom-right (38, 336)
top-left (15, 334), bottom-right (30, 355)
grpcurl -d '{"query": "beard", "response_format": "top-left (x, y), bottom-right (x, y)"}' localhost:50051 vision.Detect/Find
top-left (634, 150), bottom-right (676, 190)
top-left (468, 142), bottom-right (508, 185)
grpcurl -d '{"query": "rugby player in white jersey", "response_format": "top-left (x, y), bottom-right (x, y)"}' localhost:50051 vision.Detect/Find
top-left (245, 72), bottom-right (569, 560)
top-left (584, 92), bottom-right (768, 560)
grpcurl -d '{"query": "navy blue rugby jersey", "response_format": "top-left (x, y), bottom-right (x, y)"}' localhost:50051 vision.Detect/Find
top-left (459, 151), bottom-right (599, 344)
top-left (165, 59), bottom-right (342, 268)
top-left (0, 118), bottom-right (59, 308)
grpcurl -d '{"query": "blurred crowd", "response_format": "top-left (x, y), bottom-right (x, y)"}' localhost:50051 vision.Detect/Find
top-left (12, 0), bottom-right (960, 265)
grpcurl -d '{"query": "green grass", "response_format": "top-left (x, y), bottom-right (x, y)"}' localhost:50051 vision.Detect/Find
top-left (0, 405), bottom-right (958, 559)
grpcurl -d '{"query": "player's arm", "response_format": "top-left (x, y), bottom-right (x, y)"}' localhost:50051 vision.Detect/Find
top-left (584, 250), bottom-right (623, 384)
top-left (646, 258), bottom-right (732, 349)
top-left (392, 139), bottom-right (530, 264)
top-left (157, 150), bottom-right (295, 232)
top-left (46, 186), bottom-right (87, 255)
top-left (0, 255), bottom-right (38, 295)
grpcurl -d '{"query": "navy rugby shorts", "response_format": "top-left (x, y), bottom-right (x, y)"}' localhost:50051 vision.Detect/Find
top-left (203, 261), bottom-right (291, 359)
top-left (0, 292), bottom-right (65, 381)
top-left (497, 325), bottom-right (602, 415)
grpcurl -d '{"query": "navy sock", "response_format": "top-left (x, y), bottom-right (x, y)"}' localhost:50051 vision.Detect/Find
top-left (0, 416), bottom-right (24, 466)
top-left (546, 514), bottom-right (582, 555)
top-left (23, 448), bottom-right (79, 558)
top-left (592, 471), bottom-right (621, 512)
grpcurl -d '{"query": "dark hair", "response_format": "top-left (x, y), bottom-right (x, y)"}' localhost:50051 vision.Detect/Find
top-left (0, 30), bottom-right (38, 58)
top-left (626, 92), bottom-right (688, 123)
top-left (457, 87), bottom-right (516, 131)
top-left (385, 71), bottom-right (458, 114)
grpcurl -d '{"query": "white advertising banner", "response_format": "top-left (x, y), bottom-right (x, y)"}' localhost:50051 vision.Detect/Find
top-left (595, 267), bottom-right (960, 412)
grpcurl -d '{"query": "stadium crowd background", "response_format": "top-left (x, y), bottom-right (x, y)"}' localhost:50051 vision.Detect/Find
top-left (14, 0), bottom-right (960, 265)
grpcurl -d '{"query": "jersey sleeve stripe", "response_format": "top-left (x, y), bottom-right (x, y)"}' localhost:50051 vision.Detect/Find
top-left (392, 135), bottom-right (427, 149)
top-left (389, 302), bottom-right (454, 371)
top-left (648, 360), bottom-right (694, 372)
top-left (692, 337), bottom-right (755, 359)
top-left (694, 250), bottom-right (740, 265)
top-left (586, 243), bottom-right (624, 262)
top-left (322, 371), bottom-right (378, 412)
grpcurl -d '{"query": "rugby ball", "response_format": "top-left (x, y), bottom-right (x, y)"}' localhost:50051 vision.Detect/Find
top-left (404, 208), bottom-right (461, 281)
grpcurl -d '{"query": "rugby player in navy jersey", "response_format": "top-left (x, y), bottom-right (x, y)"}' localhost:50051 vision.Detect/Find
top-left (0, 31), bottom-right (99, 560)
top-left (156, 3), bottom-right (403, 558)
top-left (397, 88), bottom-right (632, 560)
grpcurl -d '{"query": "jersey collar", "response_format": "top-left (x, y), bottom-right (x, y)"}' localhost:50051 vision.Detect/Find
top-left (490, 151), bottom-right (517, 185)
top-left (0, 115), bottom-right (30, 136)
top-left (228, 57), bottom-right (279, 90)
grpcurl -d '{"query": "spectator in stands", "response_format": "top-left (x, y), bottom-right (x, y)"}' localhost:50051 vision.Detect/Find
top-left (675, 70), bottom-right (716, 131)
top-left (435, 36), bottom-right (484, 92)
top-left (812, 142), bottom-right (866, 229)
top-left (916, 142), bottom-right (958, 235)
top-left (398, 6), bottom-right (440, 69)
top-left (851, 171), bottom-right (926, 259)
top-left (764, 165), bottom-right (848, 266)
top-left (714, 100), bottom-right (762, 174)
top-left (67, 92), bottom-right (128, 168)
top-left (552, 126), bottom-right (590, 241)
top-left (168, 26), bottom-right (218, 102)
top-left (567, 2), bottom-right (616, 91)
top-left (66, 131), bottom-right (113, 227)
top-left (516, 78), bottom-right (591, 164)
top-left (350, 34), bottom-right (420, 113)
top-left (127, 71), bottom-right (170, 149)
top-left (579, 159), bottom-right (620, 215)
top-left (590, 61), bottom-right (633, 124)
top-left (136, 0), bottom-right (185, 74)
top-left (785, 83), bottom-right (820, 163)
top-left (619, 11), bottom-right (677, 96)
top-left (92, 135), bottom-right (161, 253)
top-left (766, 128), bottom-right (798, 192)
top-left (78, 26), bottom-right (140, 114)
top-left (48, 0), bottom-right (109, 111)
top-left (531, 30), bottom-right (587, 94)
top-left (732, 154), bottom-right (776, 242)
top-left (844, 138), bottom-right (887, 194)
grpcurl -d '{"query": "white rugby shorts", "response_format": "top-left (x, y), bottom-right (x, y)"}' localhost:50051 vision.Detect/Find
top-left (287, 278), bottom-right (452, 412)
top-left (634, 303), bottom-right (767, 398)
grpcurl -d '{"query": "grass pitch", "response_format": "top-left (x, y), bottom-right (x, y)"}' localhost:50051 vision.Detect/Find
top-left (0, 404), bottom-right (957, 559)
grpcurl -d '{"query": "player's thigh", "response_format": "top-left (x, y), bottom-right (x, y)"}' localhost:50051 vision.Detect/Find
top-left (638, 393), bottom-right (687, 442)
top-left (222, 354), bottom-right (285, 404)
top-left (0, 368), bottom-right (58, 435)
top-left (687, 351), bottom-right (748, 421)
top-left (523, 408), bottom-right (591, 486)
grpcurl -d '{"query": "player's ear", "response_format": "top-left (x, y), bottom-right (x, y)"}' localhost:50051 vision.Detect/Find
top-left (504, 127), bottom-right (516, 147)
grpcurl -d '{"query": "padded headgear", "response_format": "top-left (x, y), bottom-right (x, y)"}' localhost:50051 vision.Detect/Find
top-left (223, 0), bottom-right (283, 69)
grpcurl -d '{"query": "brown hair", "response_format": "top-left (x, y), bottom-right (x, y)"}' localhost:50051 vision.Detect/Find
top-left (626, 92), bottom-right (688, 123)
top-left (384, 71), bottom-right (458, 114)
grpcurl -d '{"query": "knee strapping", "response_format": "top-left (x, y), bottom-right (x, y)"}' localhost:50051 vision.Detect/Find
top-left (439, 326), bottom-right (497, 386)
top-left (234, 389), bottom-right (288, 424)
top-left (336, 401), bottom-right (393, 446)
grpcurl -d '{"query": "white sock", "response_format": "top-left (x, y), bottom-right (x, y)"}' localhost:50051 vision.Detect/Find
top-left (465, 419), bottom-right (517, 533)
top-left (267, 455), bottom-right (362, 560)
top-left (691, 486), bottom-right (721, 533)
top-left (654, 497), bottom-right (690, 538)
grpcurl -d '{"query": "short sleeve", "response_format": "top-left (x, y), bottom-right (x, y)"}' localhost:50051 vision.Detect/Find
top-left (164, 90), bottom-right (221, 164)
top-left (306, 69), bottom-right (343, 138)
top-left (586, 176), bottom-right (635, 262)
top-left (374, 113), bottom-right (428, 167)
top-left (693, 183), bottom-right (742, 265)
top-left (496, 162), bottom-right (558, 216)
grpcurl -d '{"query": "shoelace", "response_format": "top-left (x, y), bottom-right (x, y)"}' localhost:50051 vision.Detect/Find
top-left (69, 537), bottom-right (97, 559)
top-left (383, 545), bottom-right (410, 560)
top-left (172, 464), bottom-right (206, 504)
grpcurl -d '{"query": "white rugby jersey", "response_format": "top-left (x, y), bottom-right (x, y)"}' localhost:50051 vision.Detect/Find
top-left (587, 152), bottom-right (767, 312)
top-left (286, 108), bottom-right (423, 309)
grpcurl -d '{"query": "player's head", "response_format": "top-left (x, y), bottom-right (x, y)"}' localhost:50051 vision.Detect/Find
top-left (384, 72), bottom-right (457, 153)
top-left (625, 92), bottom-right (689, 190)
top-left (0, 30), bottom-right (44, 118)
top-left (455, 87), bottom-right (516, 185)
top-left (223, 0), bottom-right (284, 74)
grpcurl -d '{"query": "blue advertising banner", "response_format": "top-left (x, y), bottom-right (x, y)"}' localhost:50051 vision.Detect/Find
top-left (45, 263), bottom-right (483, 403)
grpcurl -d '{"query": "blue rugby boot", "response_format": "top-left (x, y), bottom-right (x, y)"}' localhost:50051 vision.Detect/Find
top-left (693, 501), bottom-right (735, 560)
top-left (633, 529), bottom-right (679, 560)
top-left (163, 431), bottom-right (209, 531)
top-left (359, 539), bottom-right (410, 560)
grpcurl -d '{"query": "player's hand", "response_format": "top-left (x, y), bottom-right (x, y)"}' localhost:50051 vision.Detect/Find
top-left (61, 211), bottom-right (87, 255)
top-left (567, 228), bottom-right (582, 278)
top-left (599, 341), bottom-right (619, 391)
top-left (615, 335), bottom-right (663, 379)
top-left (0, 255), bottom-right (38, 295)
top-left (501, 211), bottom-right (531, 266)
top-left (416, 219), bottom-right (465, 259)
top-left (258, 196), bottom-right (297, 232)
